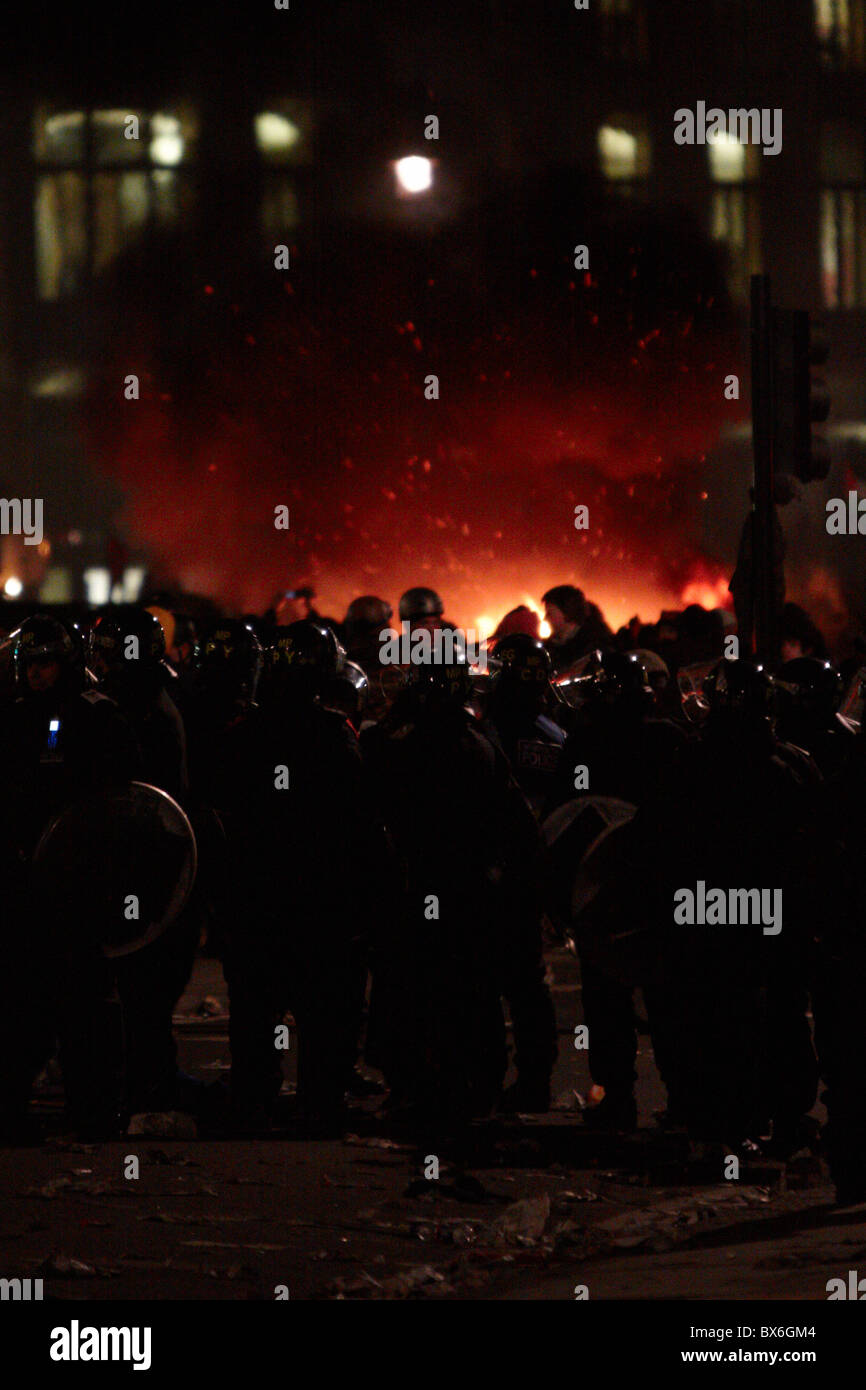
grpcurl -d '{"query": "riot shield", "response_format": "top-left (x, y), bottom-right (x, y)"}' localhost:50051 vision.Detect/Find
top-left (551, 650), bottom-right (603, 709)
top-left (676, 660), bottom-right (716, 724)
top-left (32, 781), bottom-right (197, 957)
top-left (542, 795), bottom-right (651, 986)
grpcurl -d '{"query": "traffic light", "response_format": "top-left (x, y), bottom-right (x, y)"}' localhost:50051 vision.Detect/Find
top-left (772, 308), bottom-right (831, 482)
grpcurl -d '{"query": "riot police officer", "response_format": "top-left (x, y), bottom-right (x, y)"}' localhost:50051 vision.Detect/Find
top-left (219, 620), bottom-right (385, 1133)
top-left (362, 649), bottom-right (552, 1131)
top-left (398, 586), bottom-right (452, 633)
top-left (482, 633), bottom-right (565, 817)
top-left (89, 606), bottom-right (195, 1116)
top-left (775, 656), bottom-right (854, 783)
top-left (545, 650), bottom-right (690, 1132)
top-left (89, 605), bottom-right (188, 804)
top-left (322, 659), bottom-right (370, 732)
top-left (648, 658), bottom-right (821, 1147)
top-left (186, 619), bottom-right (263, 794)
top-left (343, 596), bottom-right (393, 669)
top-left (182, 619), bottom-right (265, 966)
top-left (0, 616), bottom-right (138, 1138)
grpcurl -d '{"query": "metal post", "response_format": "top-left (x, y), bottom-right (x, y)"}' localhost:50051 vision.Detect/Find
top-left (750, 273), bottom-right (778, 666)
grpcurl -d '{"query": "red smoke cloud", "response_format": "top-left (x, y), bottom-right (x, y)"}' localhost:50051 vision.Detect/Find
top-left (83, 222), bottom-right (744, 632)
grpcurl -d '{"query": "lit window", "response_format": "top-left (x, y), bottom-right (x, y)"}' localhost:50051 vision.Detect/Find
top-left (815, 0), bottom-right (866, 68)
top-left (254, 104), bottom-right (310, 243)
top-left (35, 172), bottom-right (87, 300)
top-left (93, 110), bottom-right (146, 166)
top-left (706, 128), bottom-right (760, 303)
top-left (815, 0), bottom-right (840, 35)
top-left (94, 172), bottom-right (150, 273)
top-left (152, 169), bottom-right (181, 224)
top-left (39, 568), bottom-right (72, 603)
top-left (35, 111), bottom-right (85, 164)
top-left (34, 107), bottom-right (194, 168)
top-left (33, 106), bottom-right (196, 299)
top-left (820, 190), bottom-right (866, 307)
top-left (599, 126), bottom-right (637, 180)
top-left (30, 367), bottom-right (86, 399)
top-left (253, 104), bottom-right (311, 165)
top-left (710, 190), bottom-right (761, 303)
top-left (708, 131), bottom-right (758, 184)
top-left (261, 178), bottom-right (300, 237)
top-left (121, 567), bottom-right (146, 602)
top-left (255, 112), bottom-right (302, 163)
top-left (820, 122), bottom-right (866, 306)
top-left (83, 568), bottom-right (111, 606)
top-left (597, 118), bottom-right (651, 191)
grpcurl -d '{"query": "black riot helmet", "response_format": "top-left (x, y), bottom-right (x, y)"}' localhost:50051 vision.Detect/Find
top-left (776, 657), bottom-right (843, 735)
top-left (587, 650), bottom-right (654, 716)
top-left (628, 647), bottom-right (677, 717)
top-left (628, 648), bottom-right (670, 692)
top-left (262, 620), bottom-right (345, 703)
top-left (345, 595), bottom-right (392, 631)
top-left (343, 596), bottom-right (393, 665)
top-left (399, 586), bottom-right (444, 624)
top-left (89, 606), bottom-right (166, 684)
top-left (323, 659), bottom-right (370, 726)
top-left (493, 632), bottom-right (552, 685)
top-left (12, 615), bottom-right (83, 696)
top-left (490, 632), bottom-right (553, 713)
top-left (703, 657), bottom-right (775, 730)
top-left (194, 620), bottom-right (264, 704)
top-left (409, 646), bottom-right (473, 708)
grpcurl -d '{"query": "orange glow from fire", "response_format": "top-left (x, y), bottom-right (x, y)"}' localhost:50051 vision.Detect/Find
top-left (325, 567), bottom-right (734, 643)
top-left (679, 575), bottom-right (732, 611)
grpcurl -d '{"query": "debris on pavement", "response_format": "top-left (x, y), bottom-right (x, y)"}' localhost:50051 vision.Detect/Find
top-left (38, 1253), bottom-right (101, 1278)
top-left (127, 1112), bottom-right (198, 1139)
top-left (343, 1134), bottom-right (415, 1152)
top-left (328, 1263), bottom-right (455, 1299)
top-left (485, 1194), bottom-right (552, 1246)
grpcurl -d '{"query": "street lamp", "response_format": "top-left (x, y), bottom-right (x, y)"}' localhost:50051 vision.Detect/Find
top-left (394, 155), bottom-right (433, 194)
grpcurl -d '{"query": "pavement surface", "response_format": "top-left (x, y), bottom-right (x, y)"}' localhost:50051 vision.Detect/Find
top-left (0, 948), bottom-right (856, 1302)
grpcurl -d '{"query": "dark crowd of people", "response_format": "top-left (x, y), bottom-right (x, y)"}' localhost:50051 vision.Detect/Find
top-left (1, 579), bottom-right (865, 1202)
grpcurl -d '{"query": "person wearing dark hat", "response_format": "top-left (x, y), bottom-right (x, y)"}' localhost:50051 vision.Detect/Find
top-left (542, 585), bottom-right (613, 673)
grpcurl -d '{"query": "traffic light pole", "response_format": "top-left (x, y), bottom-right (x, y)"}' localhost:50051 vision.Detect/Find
top-left (750, 273), bottom-right (780, 666)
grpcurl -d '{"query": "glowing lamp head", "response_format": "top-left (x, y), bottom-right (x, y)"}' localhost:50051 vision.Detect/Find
top-left (394, 155), bottom-right (433, 194)
top-left (4, 576), bottom-right (23, 598)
